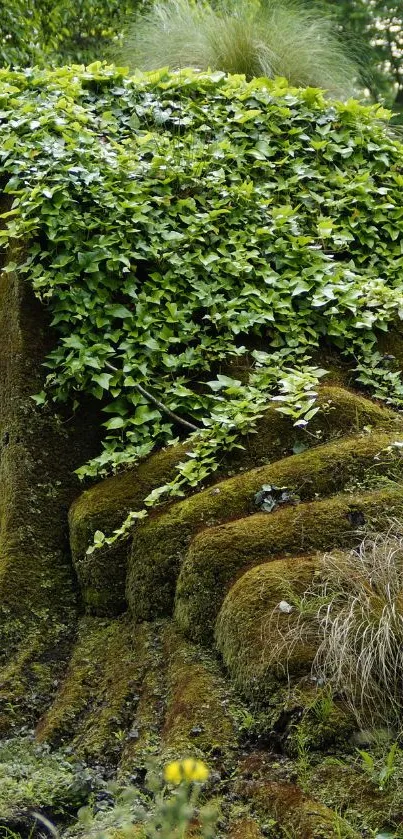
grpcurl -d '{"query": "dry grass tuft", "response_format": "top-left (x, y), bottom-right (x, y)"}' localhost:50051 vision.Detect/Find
top-left (265, 530), bottom-right (403, 726)
top-left (119, 0), bottom-right (360, 98)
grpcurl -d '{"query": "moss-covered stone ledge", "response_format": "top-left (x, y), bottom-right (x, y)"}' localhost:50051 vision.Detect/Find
top-left (175, 485), bottom-right (403, 645)
top-left (215, 555), bottom-right (360, 754)
top-left (216, 556), bottom-right (318, 699)
top-left (234, 779), bottom-right (360, 839)
top-left (70, 385), bottom-right (402, 615)
top-left (161, 625), bottom-right (237, 759)
top-left (36, 616), bottom-right (158, 763)
top-left (126, 428), bottom-right (402, 625)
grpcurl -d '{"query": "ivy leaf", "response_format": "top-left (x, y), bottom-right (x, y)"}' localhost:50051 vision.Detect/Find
top-left (93, 373), bottom-right (113, 390)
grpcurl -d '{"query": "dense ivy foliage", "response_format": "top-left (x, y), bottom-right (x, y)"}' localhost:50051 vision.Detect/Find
top-left (1, 65), bottom-right (403, 516)
top-left (0, 0), bottom-right (139, 68)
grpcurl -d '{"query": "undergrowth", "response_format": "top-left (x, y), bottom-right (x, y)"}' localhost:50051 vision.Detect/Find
top-left (0, 735), bottom-right (98, 820)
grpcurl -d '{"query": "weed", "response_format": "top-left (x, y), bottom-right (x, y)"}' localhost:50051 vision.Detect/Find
top-left (294, 722), bottom-right (311, 791)
top-left (357, 742), bottom-right (400, 791)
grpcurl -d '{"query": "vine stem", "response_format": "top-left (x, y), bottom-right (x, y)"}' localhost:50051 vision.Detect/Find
top-left (104, 361), bottom-right (200, 432)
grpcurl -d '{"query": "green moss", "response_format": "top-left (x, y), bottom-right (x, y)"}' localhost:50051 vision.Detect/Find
top-left (228, 816), bottom-right (266, 839)
top-left (161, 625), bottom-right (237, 759)
top-left (36, 616), bottom-right (159, 763)
top-left (234, 779), bottom-right (359, 839)
top-left (175, 486), bottom-right (403, 645)
top-left (106, 829), bottom-right (147, 839)
top-left (126, 428), bottom-right (402, 626)
top-left (68, 389), bottom-right (302, 615)
top-left (74, 385), bottom-right (401, 616)
top-left (0, 268), bottom-right (100, 730)
top-left (69, 444), bottom-right (190, 615)
top-left (214, 558), bottom-right (356, 743)
top-left (215, 557), bottom-right (318, 700)
top-left (119, 639), bottom-right (166, 772)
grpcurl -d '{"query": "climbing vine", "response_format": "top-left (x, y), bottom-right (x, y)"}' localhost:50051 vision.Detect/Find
top-left (1, 64), bottom-right (403, 539)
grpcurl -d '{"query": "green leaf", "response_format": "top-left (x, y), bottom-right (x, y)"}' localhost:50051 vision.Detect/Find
top-left (103, 416), bottom-right (126, 429)
top-left (93, 373), bottom-right (113, 390)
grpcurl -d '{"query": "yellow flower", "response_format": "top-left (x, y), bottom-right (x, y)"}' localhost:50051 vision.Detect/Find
top-left (164, 758), bottom-right (209, 785)
top-left (164, 761), bottom-right (182, 785)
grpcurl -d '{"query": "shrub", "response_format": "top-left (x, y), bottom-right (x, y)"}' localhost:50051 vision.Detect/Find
top-left (0, 0), bottom-right (43, 67)
top-left (119, 0), bottom-right (360, 97)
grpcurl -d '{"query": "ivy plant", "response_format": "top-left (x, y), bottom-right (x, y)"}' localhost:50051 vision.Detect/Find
top-left (1, 64), bottom-right (403, 541)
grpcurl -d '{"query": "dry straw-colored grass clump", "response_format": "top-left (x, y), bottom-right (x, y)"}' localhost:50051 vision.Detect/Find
top-left (120, 0), bottom-right (360, 98)
top-left (267, 530), bottom-right (403, 726)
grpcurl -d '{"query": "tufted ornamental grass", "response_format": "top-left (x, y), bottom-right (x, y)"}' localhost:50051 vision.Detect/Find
top-left (266, 531), bottom-right (403, 727)
top-left (119, 0), bottom-right (360, 98)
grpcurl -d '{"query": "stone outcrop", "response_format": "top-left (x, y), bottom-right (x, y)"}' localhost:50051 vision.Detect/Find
top-left (2, 248), bottom-right (403, 834)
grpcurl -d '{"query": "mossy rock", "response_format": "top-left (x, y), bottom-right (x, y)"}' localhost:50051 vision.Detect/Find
top-left (36, 616), bottom-right (160, 763)
top-left (69, 444), bottom-right (190, 615)
top-left (127, 427), bottom-right (401, 626)
top-left (234, 779), bottom-right (359, 839)
top-left (72, 386), bottom-right (401, 615)
top-left (119, 625), bottom-right (167, 772)
top-left (215, 557), bottom-right (318, 700)
top-left (214, 556), bottom-right (356, 748)
top-left (0, 267), bottom-right (101, 730)
top-left (161, 625), bottom-right (237, 759)
top-left (175, 485), bottom-right (403, 645)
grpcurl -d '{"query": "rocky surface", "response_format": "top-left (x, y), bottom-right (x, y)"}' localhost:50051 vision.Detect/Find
top-left (2, 260), bottom-right (403, 835)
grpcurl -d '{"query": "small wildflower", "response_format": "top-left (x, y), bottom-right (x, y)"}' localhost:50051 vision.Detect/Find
top-left (164, 758), bottom-right (209, 785)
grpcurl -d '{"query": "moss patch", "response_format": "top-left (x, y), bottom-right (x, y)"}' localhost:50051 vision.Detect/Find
top-left (214, 557), bottom-right (356, 749)
top-left (74, 386), bottom-right (401, 615)
top-left (36, 615), bottom-right (159, 765)
top-left (227, 816), bottom-right (266, 839)
top-left (161, 625), bottom-right (237, 761)
top-left (69, 444), bottom-right (190, 616)
top-left (234, 779), bottom-right (359, 839)
top-left (119, 621), bottom-right (167, 773)
top-left (215, 557), bottom-right (318, 699)
top-left (127, 428), bottom-right (401, 625)
top-left (175, 486), bottom-right (403, 645)
top-left (0, 267), bottom-right (101, 731)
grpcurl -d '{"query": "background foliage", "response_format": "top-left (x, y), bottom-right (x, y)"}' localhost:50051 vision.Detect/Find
top-left (0, 0), bottom-right (141, 68)
top-left (321, 0), bottom-right (403, 110)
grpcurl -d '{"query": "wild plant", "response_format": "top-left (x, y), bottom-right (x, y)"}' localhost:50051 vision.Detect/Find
top-left (119, 0), bottom-right (360, 97)
top-left (265, 531), bottom-right (403, 727)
